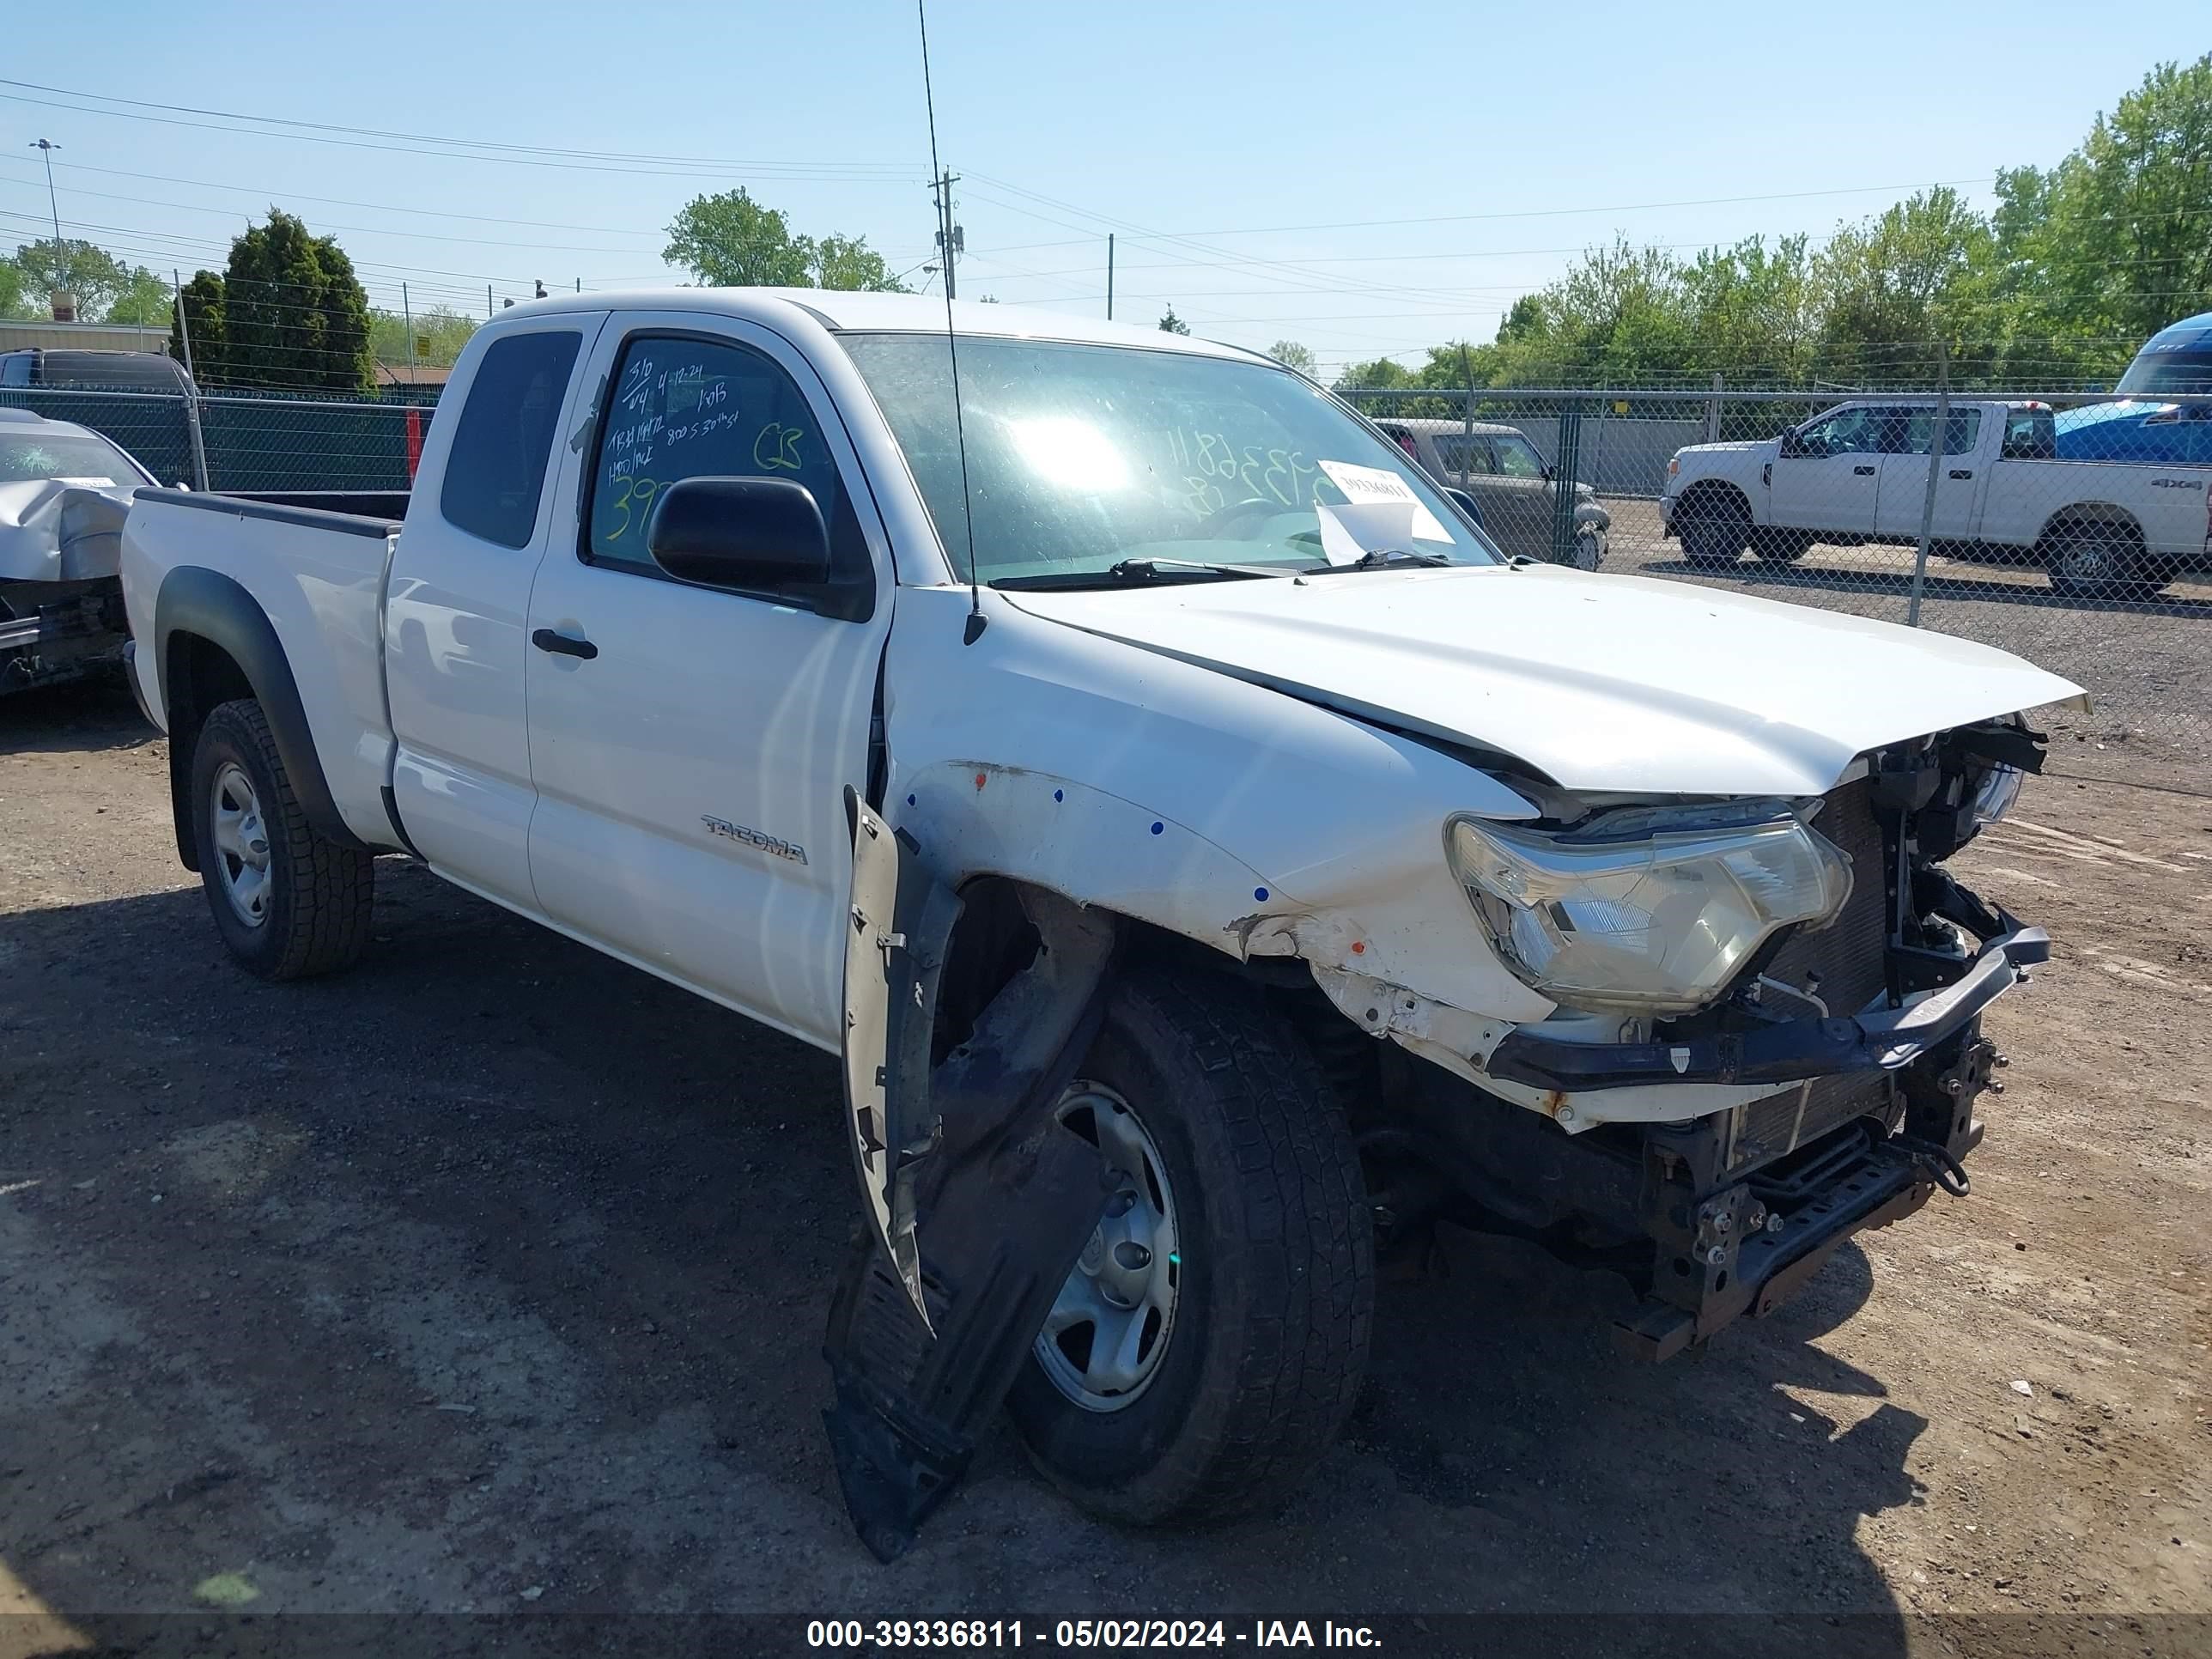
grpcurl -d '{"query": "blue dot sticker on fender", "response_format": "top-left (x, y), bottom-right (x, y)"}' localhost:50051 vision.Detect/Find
top-left (906, 793), bottom-right (916, 806)
top-left (1054, 789), bottom-right (1064, 802)
top-left (1255, 886), bottom-right (1269, 902)
top-left (1150, 821), bottom-right (1164, 836)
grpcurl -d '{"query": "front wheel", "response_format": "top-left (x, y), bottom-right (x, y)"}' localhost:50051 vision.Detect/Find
top-left (1678, 495), bottom-right (1750, 568)
top-left (1006, 963), bottom-right (1373, 1526)
top-left (189, 698), bottom-right (374, 981)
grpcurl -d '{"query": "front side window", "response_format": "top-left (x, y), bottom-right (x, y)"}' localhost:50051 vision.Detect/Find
top-left (586, 334), bottom-right (854, 580)
top-left (841, 334), bottom-right (1499, 585)
top-left (1491, 434), bottom-right (1547, 477)
top-left (439, 330), bottom-right (582, 549)
top-left (1796, 406), bottom-right (1903, 457)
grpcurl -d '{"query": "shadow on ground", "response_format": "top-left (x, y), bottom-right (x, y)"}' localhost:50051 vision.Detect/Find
top-left (0, 854), bottom-right (1926, 1639)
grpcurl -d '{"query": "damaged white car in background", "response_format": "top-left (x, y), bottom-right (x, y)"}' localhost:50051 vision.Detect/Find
top-left (0, 406), bottom-right (152, 695)
top-left (118, 291), bottom-right (2082, 1560)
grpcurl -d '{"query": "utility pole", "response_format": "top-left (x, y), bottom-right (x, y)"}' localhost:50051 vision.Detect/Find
top-left (929, 170), bottom-right (962, 301)
top-left (403, 282), bottom-right (416, 378)
top-left (1106, 234), bottom-right (1114, 321)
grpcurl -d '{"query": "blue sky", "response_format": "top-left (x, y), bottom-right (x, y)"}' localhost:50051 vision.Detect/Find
top-left (2, 0), bottom-right (2202, 374)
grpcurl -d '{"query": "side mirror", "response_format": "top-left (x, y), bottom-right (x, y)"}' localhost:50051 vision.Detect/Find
top-left (647, 476), bottom-right (830, 592)
top-left (1778, 429), bottom-right (1806, 459)
top-left (1443, 486), bottom-right (1485, 526)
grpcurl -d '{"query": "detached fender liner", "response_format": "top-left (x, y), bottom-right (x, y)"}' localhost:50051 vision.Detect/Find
top-left (1486, 928), bottom-right (2050, 1093)
top-left (153, 564), bottom-right (372, 866)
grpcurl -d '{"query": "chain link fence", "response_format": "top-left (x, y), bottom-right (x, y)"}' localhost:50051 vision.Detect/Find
top-left (11, 374), bottom-right (2209, 771)
top-left (2, 384), bottom-right (427, 495)
top-left (1346, 384), bottom-right (2212, 764)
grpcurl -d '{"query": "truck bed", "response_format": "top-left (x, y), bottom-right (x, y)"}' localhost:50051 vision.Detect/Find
top-left (120, 488), bottom-right (407, 852)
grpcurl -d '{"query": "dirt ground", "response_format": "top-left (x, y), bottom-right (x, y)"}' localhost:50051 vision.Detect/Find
top-left (2, 681), bottom-right (2207, 1654)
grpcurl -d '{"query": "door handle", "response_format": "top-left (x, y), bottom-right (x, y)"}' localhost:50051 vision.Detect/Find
top-left (1949, 469), bottom-right (1973, 480)
top-left (532, 628), bottom-right (598, 660)
top-left (1852, 465), bottom-right (1876, 476)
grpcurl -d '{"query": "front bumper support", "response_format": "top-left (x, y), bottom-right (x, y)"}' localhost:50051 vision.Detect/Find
top-left (1486, 927), bottom-right (2048, 1093)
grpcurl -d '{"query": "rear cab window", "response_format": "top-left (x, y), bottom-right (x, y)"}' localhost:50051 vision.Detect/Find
top-left (2000, 407), bottom-right (2056, 461)
top-left (439, 330), bottom-right (584, 549)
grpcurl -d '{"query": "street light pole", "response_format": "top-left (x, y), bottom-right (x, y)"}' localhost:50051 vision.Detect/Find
top-left (29, 139), bottom-right (63, 246)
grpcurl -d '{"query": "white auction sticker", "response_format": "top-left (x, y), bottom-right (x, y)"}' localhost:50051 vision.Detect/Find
top-left (1316, 459), bottom-right (1450, 542)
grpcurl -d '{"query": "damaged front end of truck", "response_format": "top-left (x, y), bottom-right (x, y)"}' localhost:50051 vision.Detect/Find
top-left (817, 711), bottom-right (2052, 1558)
top-left (1348, 716), bottom-right (2049, 1362)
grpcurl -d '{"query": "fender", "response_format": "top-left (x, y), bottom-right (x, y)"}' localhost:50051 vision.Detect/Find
top-left (154, 563), bottom-right (372, 868)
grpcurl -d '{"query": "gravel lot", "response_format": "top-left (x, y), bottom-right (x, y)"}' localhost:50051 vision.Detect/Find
top-left (2, 681), bottom-right (2208, 1655)
top-left (1596, 497), bottom-right (2212, 759)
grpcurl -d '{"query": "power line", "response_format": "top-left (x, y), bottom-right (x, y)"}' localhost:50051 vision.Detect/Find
top-left (0, 78), bottom-right (915, 177)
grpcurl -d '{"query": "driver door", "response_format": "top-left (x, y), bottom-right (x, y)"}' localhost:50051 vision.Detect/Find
top-left (1770, 405), bottom-right (1890, 536)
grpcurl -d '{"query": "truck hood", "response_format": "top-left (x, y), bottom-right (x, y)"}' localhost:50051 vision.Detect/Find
top-left (1675, 438), bottom-right (1778, 459)
top-left (1003, 564), bottom-right (2083, 797)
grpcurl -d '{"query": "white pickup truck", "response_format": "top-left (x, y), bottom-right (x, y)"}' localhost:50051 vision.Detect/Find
top-left (121, 290), bottom-right (2078, 1559)
top-left (1661, 397), bottom-right (2212, 598)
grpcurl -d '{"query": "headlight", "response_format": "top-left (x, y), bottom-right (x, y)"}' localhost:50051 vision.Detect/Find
top-left (1444, 808), bottom-right (1853, 1015)
top-left (1972, 763), bottom-right (2024, 826)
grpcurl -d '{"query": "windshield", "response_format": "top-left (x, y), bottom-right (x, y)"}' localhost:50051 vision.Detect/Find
top-left (840, 333), bottom-right (1501, 585)
top-left (0, 428), bottom-right (145, 485)
top-left (2117, 329), bottom-right (2212, 396)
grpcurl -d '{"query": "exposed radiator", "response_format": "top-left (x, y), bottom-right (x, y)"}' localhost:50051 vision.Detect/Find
top-left (1734, 776), bottom-right (1896, 1170)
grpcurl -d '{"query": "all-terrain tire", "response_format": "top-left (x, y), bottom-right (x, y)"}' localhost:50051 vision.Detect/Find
top-left (189, 698), bottom-right (374, 981)
top-left (1006, 962), bottom-right (1373, 1526)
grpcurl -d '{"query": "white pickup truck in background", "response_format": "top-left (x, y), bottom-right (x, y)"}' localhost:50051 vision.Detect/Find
top-left (1661, 398), bottom-right (2212, 598)
top-left (122, 290), bottom-right (2077, 1559)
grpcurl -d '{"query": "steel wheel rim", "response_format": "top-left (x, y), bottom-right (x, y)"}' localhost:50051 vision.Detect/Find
top-left (1035, 1081), bottom-right (1182, 1413)
top-left (210, 761), bottom-right (271, 928)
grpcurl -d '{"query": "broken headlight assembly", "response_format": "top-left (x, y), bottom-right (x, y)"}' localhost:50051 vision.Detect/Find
top-left (1444, 804), bottom-right (1853, 1016)
top-left (1972, 762), bottom-right (2025, 827)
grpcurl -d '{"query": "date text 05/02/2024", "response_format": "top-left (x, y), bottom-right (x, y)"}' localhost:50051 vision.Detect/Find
top-left (804, 1620), bottom-right (1382, 1650)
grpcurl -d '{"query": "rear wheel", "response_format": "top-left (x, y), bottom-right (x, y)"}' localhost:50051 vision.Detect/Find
top-left (1006, 963), bottom-right (1373, 1526)
top-left (1679, 493), bottom-right (1750, 568)
top-left (189, 698), bottom-right (374, 981)
top-left (1567, 528), bottom-right (1604, 572)
top-left (2045, 521), bottom-right (2162, 601)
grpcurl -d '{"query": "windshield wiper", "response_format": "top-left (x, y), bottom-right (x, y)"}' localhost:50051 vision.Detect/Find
top-left (1307, 547), bottom-right (1456, 574)
top-left (993, 557), bottom-right (1302, 592)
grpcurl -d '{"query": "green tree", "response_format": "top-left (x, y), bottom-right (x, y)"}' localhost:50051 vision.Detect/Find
top-left (368, 306), bottom-right (477, 369)
top-left (9, 238), bottom-right (135, 319)
top-left (1158, 306), bottom-right (1190, 335)
top-left (662, 190), bottom-right (904, 290)
top-left (810, 234), bottom-right (911, 293)
top-left (1996, 54), bottom-right (2212, 368)
top-left (170, 211), bottom-right (374, 392)
top-left (0, 252), bottom-right (27, 321)
top-left (1268, 339), bottom-right (1316, 378)
top-left (104, 267), bottom-right (174, 327)
top-left (1331, 356), bottom-right (1415, 392)
top-left (1814, 187), bottom-right (1996, 383)
top-left (665, 188), bottom-right (811, 286)
top-left (170, 270), bottom-right (226, 380)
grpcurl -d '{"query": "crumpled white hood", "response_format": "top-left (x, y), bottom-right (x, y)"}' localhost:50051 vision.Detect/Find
top-left (1005, 563), bottom-right (2084, 797)
top-left (0, 478), bottom-right (139, 583)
